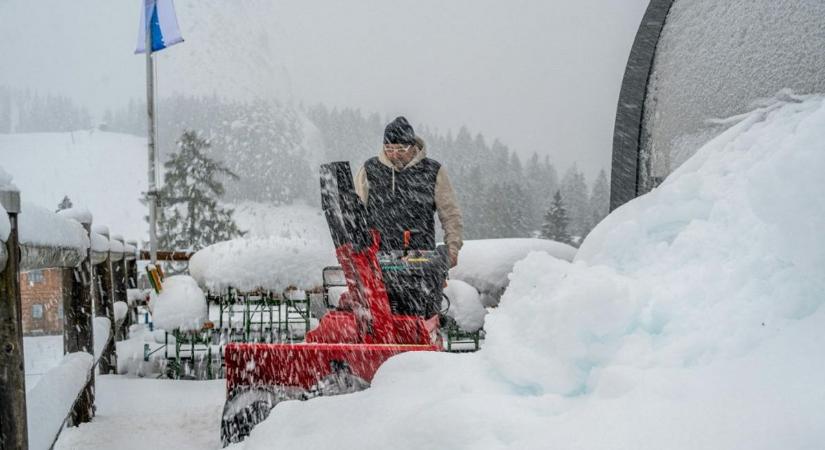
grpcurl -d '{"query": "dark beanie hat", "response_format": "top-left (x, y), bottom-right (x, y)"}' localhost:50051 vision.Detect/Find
top-left (383, 116), bottom-right (417, 146)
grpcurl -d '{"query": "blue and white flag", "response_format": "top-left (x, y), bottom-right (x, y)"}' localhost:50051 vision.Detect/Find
top-left (135, 0), bottom-right (184, 54)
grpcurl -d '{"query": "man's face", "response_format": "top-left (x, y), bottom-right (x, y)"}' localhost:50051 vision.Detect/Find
top-left (384, 144), bottom-right (417, 169)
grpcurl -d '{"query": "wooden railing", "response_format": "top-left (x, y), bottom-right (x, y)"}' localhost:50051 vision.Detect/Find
top-left (0, 187), bottom-right (138, 450)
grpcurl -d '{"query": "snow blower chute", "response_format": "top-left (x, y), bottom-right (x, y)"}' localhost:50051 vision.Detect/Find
top-left (221, 162), bottom-right (448, 446)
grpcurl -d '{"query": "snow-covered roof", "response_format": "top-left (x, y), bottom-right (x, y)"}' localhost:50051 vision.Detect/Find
top-left (239, 96), bottom-right (825, 450)
top-left (449, 238), bottom-right (577, 307)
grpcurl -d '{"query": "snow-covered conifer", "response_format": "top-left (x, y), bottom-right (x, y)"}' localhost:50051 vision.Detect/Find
top-left (157, 130), bottom-right (244, 253)
top-left (541, 190), bottom-right (573, 245)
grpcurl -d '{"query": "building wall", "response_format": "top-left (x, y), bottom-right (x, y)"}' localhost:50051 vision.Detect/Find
top-left (20, 268), bottom-right (65, 336)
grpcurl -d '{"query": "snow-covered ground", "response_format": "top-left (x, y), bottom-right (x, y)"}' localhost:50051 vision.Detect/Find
top-left (17, 95), bottom-right (825, 449)
top-left (230, 96), bottom-right (825, 449)
top-left (54, 376), bottom-right (225, 450)
top-left (24, 335), bottom-right (64, 388)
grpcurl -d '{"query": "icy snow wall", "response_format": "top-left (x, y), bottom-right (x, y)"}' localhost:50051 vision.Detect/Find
top-left (241, 96), bottom-right (825, 450)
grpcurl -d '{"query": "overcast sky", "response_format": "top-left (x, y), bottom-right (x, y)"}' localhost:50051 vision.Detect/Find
top-left (0, 0), bottom-right (647, 180)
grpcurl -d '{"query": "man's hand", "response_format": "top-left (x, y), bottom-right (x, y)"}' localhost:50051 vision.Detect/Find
top-left (449, 248), bottom-right (459, 268)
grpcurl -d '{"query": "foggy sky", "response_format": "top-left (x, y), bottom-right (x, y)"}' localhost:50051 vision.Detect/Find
top-left (0, 0), bottom-right (647, 180)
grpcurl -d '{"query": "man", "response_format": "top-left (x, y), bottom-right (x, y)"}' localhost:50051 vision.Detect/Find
top-left (355, 116), bottom-right (463, 267)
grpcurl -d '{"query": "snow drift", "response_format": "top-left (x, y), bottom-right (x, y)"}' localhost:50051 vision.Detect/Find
top-left (450, 238), bottom-right (576, 307)
top-left (240, 96), bottom-right (825, 450)
top-left (150, 275), bottom-right (208, 332)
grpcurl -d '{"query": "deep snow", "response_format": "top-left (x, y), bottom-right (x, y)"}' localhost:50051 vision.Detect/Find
top-left (234, 96), bottom-right (825, 449)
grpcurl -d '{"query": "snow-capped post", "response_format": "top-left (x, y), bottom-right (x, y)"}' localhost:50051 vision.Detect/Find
top-left (124, 240), bottom-right (138, 326)
top-left (61, 213), bottom-right (96, 425)
top-left (135, 0), bottom-right (185, 268)
top-left (94, 227), bottom-right (118, 374)
top-left (0, 188), bottom-right (28, 449)
top-left (111, 235), bottom-right (129, 341)
top-left (126, 240), bottom-right (139, 289)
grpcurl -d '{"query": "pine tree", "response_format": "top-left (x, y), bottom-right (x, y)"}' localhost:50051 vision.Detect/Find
top-left (157, 130), bottom-right (244, 253)
top-left (56, 195), bottom-right (73, 212)
top-left (541, 191), bottom-right (573, 245)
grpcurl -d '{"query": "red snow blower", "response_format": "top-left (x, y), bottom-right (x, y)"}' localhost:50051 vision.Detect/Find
top-left (221, 162), bottom-right (449, 446)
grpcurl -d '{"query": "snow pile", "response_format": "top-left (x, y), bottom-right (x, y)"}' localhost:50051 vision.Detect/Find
top-left (90, 232), bottom-right (109, 252)
top-left (26, 352), bottom-right (93, 450)
top-left (326, 286), bottom-right (347, 308)
top-left (93, 317), bottom-right (111, 362)
top-left (56, 207), bottom-right (92, 226)
top-left (442, 279), bottom-right (486, 332)
top-left (127, 288), bottom-right (148, 305)
top-left (18, 202), bottom-right (89, 252)
top-left (150, 275), bottom-right (208, 332)
top-left (449, 238), bottom-right (576, 306)
top-left (191, 203), bottom-right (337, 292)
top-left (108, 236), bottom-right (124, 257)
top-left (113, 301), bottom-right (129, 323)
top-left (242, 97), bottom-right (825, 450)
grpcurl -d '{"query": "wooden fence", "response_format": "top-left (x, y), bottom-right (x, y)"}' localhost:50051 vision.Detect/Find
top-left (0, 187), bottom-right (138, 450)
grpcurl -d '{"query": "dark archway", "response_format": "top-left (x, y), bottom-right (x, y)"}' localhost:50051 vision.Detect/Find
top-left (610, 0), bottom-right (674, 211)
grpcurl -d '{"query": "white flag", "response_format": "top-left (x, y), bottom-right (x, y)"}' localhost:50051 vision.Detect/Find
top-left (135, 0), bottom-right (183, 54)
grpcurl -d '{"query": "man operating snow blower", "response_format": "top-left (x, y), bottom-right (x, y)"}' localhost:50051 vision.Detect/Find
top-left (220, 123), bottom-right (463, 445)
top-left (354, 116), bottom-right (464, 316)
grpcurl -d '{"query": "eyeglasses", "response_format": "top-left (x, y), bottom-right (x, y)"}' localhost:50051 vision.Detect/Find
top-left (385, 145), bottom-right (413, 154)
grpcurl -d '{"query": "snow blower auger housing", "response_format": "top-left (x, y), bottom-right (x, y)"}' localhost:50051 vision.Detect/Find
top-left (221, 162), bottom-right (448, 446)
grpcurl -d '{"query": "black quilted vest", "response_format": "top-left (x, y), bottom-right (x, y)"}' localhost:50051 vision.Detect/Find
top-left (364, 157), bottom-right (441, 251)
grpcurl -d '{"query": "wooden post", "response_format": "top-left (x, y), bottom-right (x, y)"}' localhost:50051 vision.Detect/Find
top-left (126, 240), bottom-right (139, 326)
top-left (95, 231), bottom-right (117, 375)
top-left (62, 219), bottom-right (95, 424)
top-left (112, 236), bottom-right (127, 342)
top-left (0, 189), bottom-right (28, 449)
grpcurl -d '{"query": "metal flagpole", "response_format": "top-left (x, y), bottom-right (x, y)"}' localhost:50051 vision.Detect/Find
top-left (145, 5), bottom-right (158, 266)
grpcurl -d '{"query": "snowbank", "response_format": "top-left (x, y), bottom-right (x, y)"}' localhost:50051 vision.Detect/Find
top-left (151, 275), bottom-right (207, 331)
top-left (191, 202), bottom-right (337, 292)
top-left (93, 317), bottom-right (111, 362)
top-left (190, 237), bottom-right (336, 293)
top-left (443, 279), bottom-right (486, 332)
top-left (26, 352), bottom-right (93, 450)
top-left (242, 96), bottom-right (825, 450)
top-left (18, 202), bottom-right (89, 252)
top-left (449, 238), bottom-right (576, 306)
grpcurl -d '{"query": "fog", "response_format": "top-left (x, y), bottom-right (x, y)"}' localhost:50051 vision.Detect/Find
top-left (0, 0), bottom-right (647, 179)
